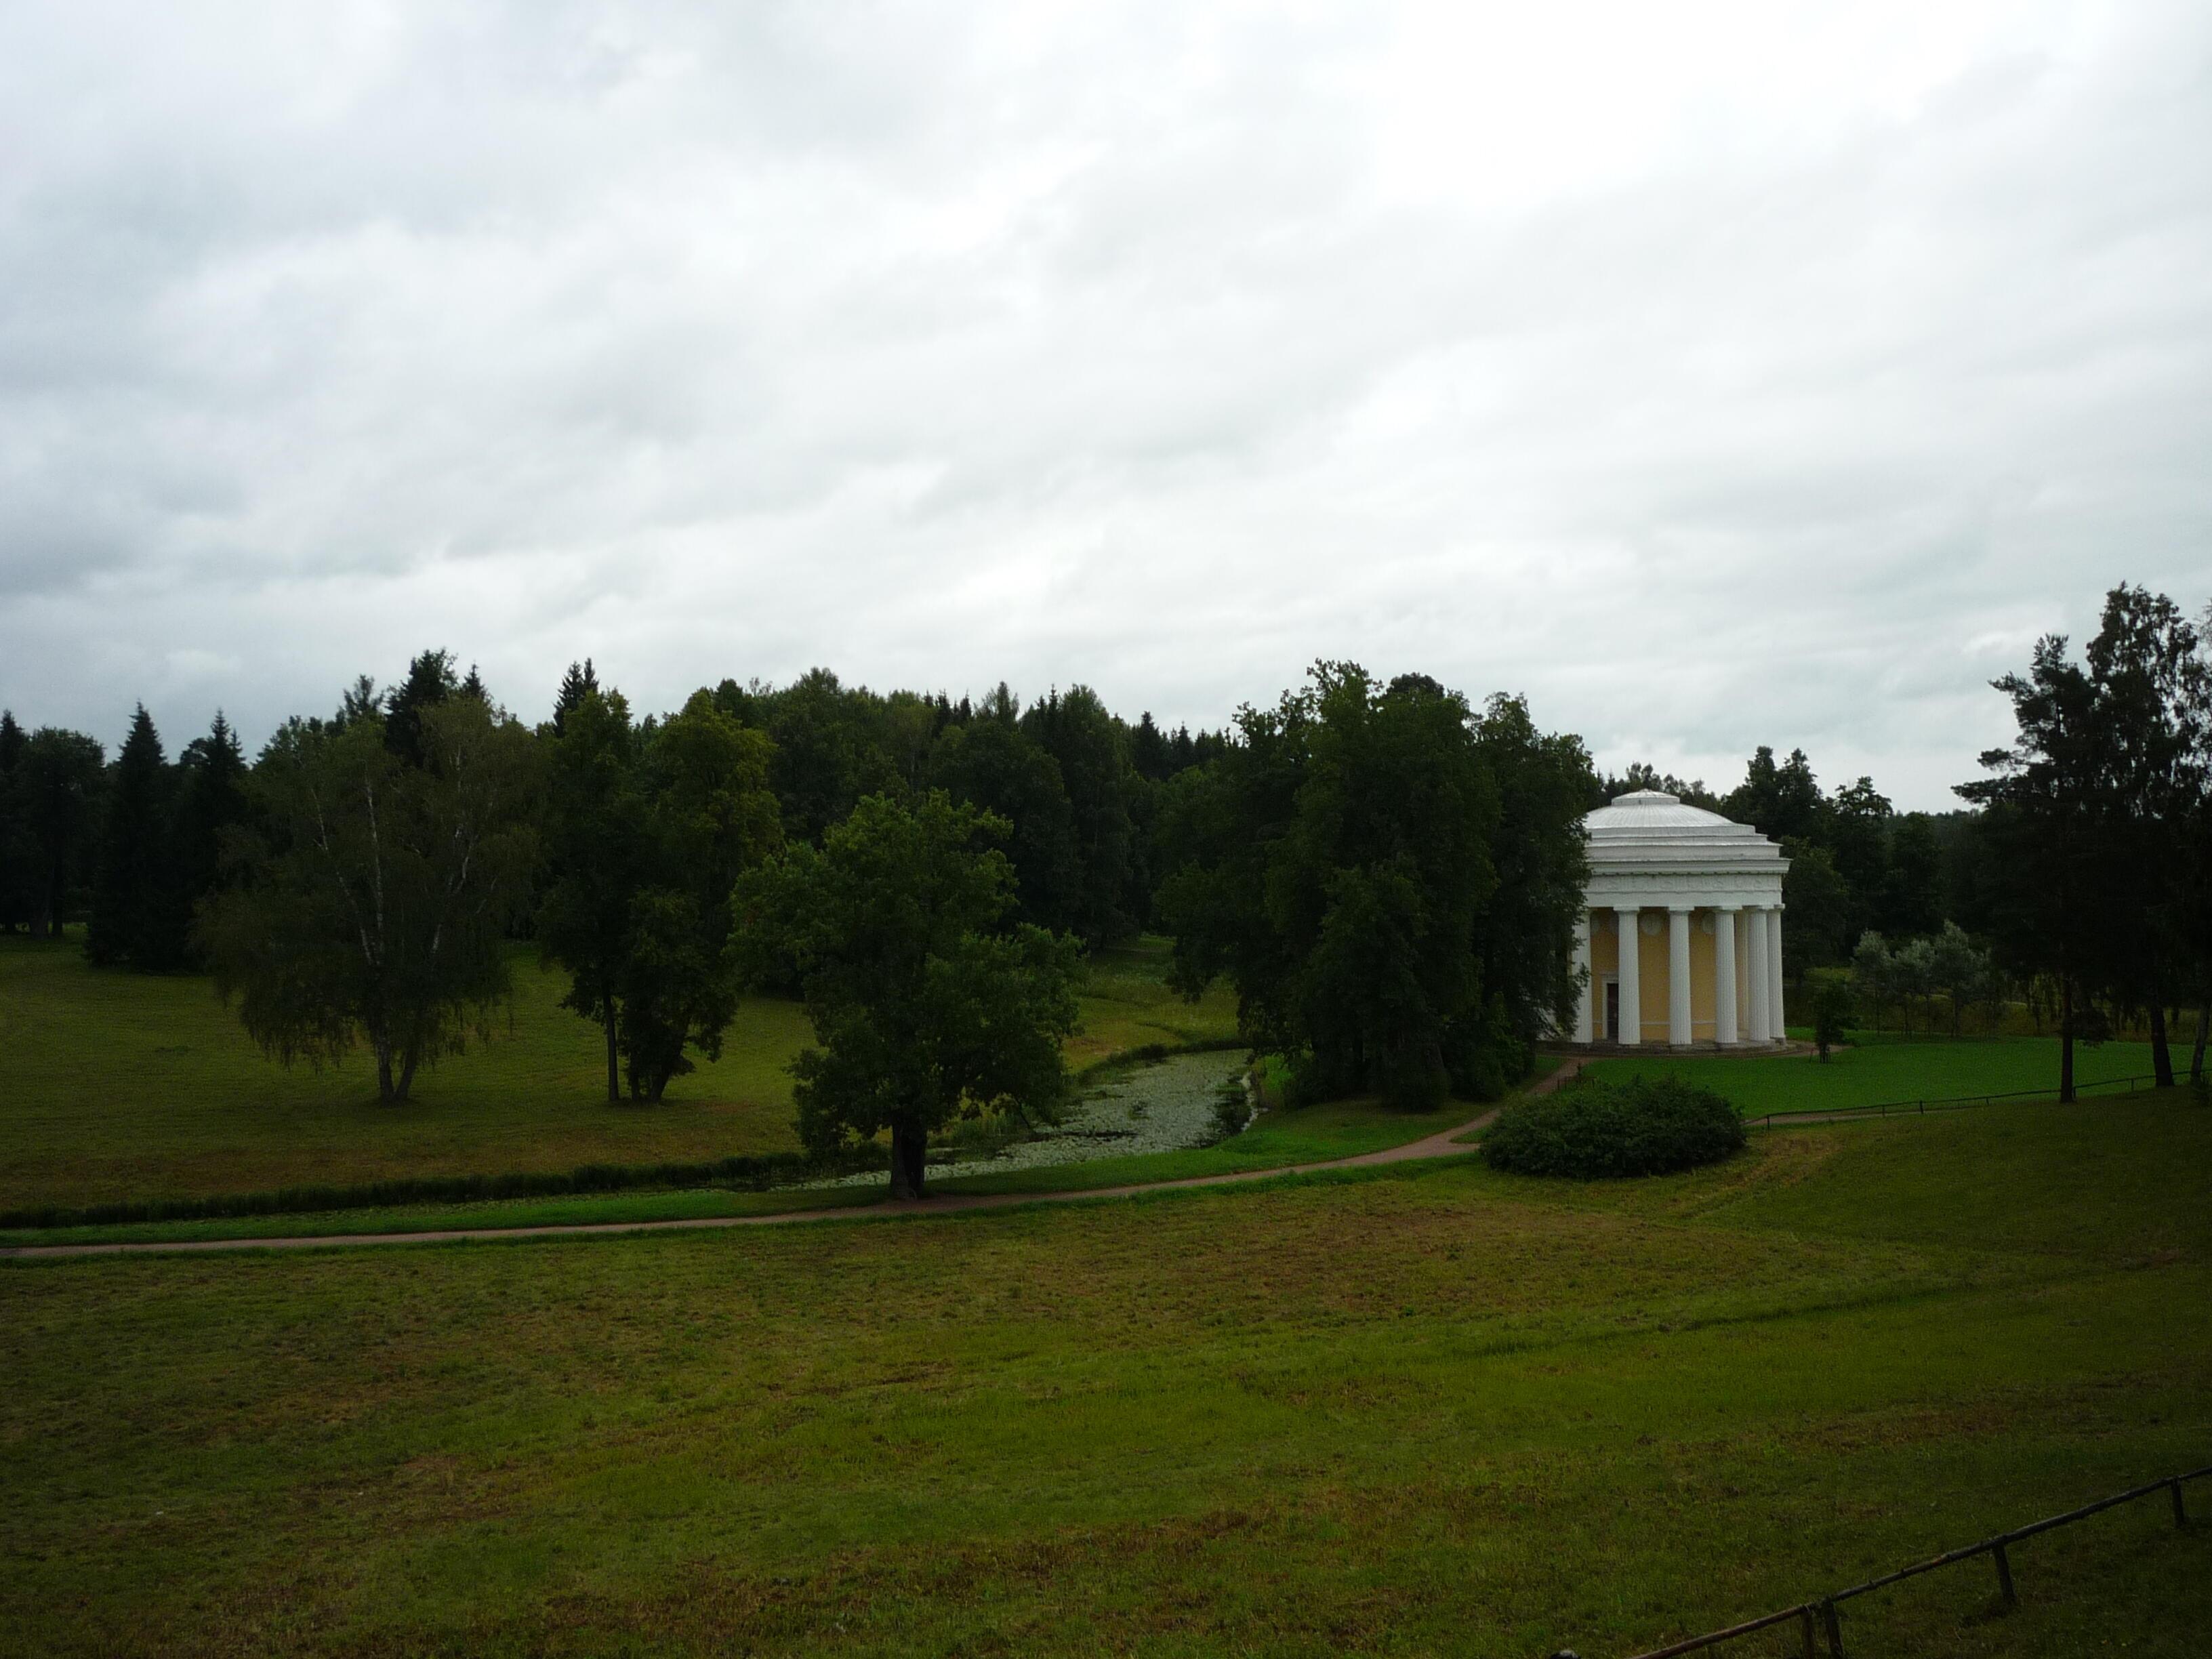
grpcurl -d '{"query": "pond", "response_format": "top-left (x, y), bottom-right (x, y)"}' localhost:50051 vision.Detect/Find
top-left (803, 1049), bottom-right (1249, 1187)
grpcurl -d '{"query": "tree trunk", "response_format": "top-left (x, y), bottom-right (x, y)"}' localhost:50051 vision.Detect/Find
top-left (605, 1009), bottom-right (621, 1105)
top-left (2150, 1001), bottom-right (2175, 1090)
top-left (395, 1049), bottom-right (419, 1102)
top-left (375, 1043), bottom-right (397, 1103)
top-left (2190, 1000), bottom-right (2209, 1084)
top-left (889, 1121), bottom-right (927, 1200)
top-left (2059, 976), bottom-right (2076, 1105)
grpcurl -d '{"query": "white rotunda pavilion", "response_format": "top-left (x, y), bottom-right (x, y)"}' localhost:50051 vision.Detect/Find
top-left (1572, 790), bottom-right (1791, 1048)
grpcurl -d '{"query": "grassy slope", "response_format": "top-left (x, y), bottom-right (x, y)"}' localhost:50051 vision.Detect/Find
top-left (4, 1099), bottom-right (2209, 1657)
top-left (0, 933), bottom-right (1240, 1211)
top-left (1582, 1031), bottom-right (2160, 1118)
top-left (0, 1066), bottom-right (1560, 1248)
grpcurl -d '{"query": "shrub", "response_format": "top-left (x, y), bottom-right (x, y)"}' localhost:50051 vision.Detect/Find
top-left (1809, 968), bottom-right (1855, 1061)
top-left (1479, 1074), bottom-right (1745, 1179)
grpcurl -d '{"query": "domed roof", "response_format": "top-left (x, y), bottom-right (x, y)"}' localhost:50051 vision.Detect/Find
top-left (1584, 788), bottom-right (1739, 834)
top-left (1581, 790), bottom-right (1788, 880)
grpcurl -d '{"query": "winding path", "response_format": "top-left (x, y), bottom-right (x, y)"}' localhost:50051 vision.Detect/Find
top-left (2, 1060), bottom-right (1589, 1262)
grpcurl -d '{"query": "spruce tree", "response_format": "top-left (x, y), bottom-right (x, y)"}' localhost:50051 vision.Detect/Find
top-left (1130, 712), bottom-right (1172, 782)
top-left (172, 712), bottom-right (251, 946)
top-left (552, 659), bottom-right (599, 735)
top-left (0, 711), bottom-right (29, 933)
top-left (384, 649), bottom-right (458, 766)
top-left (88, 705), bottom-right (182, 967)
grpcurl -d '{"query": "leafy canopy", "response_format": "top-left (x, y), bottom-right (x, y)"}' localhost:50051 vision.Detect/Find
top-left (733, 792), bottom-right (1082, 1198)
top-left (1157, 663), bottom-right (1590, 1109)
top-left (196, 695), bottom-right (540, 1102)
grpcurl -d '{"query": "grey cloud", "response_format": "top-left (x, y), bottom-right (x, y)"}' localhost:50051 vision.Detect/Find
top-left (3, 1), bottom-right (2211, 808)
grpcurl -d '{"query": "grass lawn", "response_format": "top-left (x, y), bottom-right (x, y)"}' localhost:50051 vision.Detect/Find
top-left (0, 1065), bottom-right (1556, 1249)
top-left (4, 1097), bottom-right (2209, 1656)
top-left (1582, 1031), bottom-right (2163, 1120)
top-left (0, 932), bottom-right (1239, 1212)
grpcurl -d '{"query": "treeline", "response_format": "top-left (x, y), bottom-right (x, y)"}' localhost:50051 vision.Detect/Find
top-left (1954, 584), bottom-right (2212, 1096)
top-left (0, 657), bottom-right (1229, 963)
top-left (0, 653), bottom-right (1236, 1111)
top-left (9, 586), bottom-right (2199, 1115)
top-left (0, 708), bottom-right (247, 958)
top-left (0, 655), bottom-right (1599, 1127)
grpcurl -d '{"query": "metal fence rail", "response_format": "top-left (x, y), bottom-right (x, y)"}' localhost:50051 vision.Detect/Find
top-left (1605, 1463), bottom-right (2211, 1659)
top-left (1748, 1071), bottom-right (2174, 1130)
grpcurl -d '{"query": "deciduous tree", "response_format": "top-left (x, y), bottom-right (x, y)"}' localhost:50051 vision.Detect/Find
top-left (539, 687), bottom-right (783, 1103)
top-left (17, 727), bottom-right (105, 938)
top-left (1959, 636), bottom-right (2110, 1101)
top-left (733, 792), bottom-right (1082, 1198)
top-left (197, 697), bottom-right (540, 1101)
top-left (1156, 663), bottom-right (1582, 1109)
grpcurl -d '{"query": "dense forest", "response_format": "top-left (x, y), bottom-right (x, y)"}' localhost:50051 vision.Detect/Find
top-left (5, 579), bottom-right (2208, 1105)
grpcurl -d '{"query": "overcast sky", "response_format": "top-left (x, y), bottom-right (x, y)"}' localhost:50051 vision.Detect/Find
top-left (5, 1), bottom-right (2211, 808)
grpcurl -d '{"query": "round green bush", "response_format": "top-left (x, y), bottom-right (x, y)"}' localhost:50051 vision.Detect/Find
top-left (1479, 1074), bottom-right (1746, 1179)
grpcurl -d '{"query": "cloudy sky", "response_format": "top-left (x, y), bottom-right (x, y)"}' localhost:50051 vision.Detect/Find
top-left (5, 1), bottom-right (2210, 808)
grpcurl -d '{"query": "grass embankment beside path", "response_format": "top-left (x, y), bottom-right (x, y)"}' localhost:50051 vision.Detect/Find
top-left (929, 1054), bottom-right (1563, 1198)
top-left (0, 932), bottom-right (1239, 1214)
top-left (5, 1098), bottom-right (2210, 1656)
top-left (0, 1061), bottom-right (1564, 1250)
top-left (1582, 1031), bottom-right (2162, 1120)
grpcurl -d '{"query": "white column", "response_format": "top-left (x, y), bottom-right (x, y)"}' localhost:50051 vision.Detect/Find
top-left (1714, 906), bottom-right (1738, 1046)
top-left (1745, 906), bottom-right (1770, 1043)
top-left (1614, 907), bottom-right (1641, 1044)
top-left (1572, 912), bottom-right (1593, 1044)
top-left (1767, 906), bottom-right (1787, 1042)
top-left (1667, 906), bottom-right (1693, 1046)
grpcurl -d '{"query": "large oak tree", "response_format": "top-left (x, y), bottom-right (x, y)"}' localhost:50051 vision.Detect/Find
top-left (733, 792), bottom-right (1082, 1199)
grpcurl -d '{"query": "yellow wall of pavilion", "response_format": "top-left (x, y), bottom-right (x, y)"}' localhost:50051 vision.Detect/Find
top-left (1586, 908), bottom-right (1754, 1042)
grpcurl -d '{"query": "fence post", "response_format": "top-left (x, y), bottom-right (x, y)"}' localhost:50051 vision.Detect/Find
top-left (1992, 1542), bottom-right (2017, 1607)
top-left (1819, 1598), bottom-right (1845, 1658)
top-left (1797, 1603), bottom-right (1818, 1658)
top-left (2173, 1479), bottom-right (2189, 1529)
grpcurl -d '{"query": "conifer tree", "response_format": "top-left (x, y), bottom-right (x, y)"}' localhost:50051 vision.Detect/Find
top-left (384, 649), bottom-right (458, 766)
top-left (1130, 712), bottom-right (1172, 782)
top-left (88, 705), bottom-right (186, 968)
top-left (19, 727), bottom-right (105, 937)
top-left (552, 659), bottom-right (600, 734)
top-left (0, 711), bottom-right (31, 933)
top-left (1020, 686), bottom-right (1139, 945)
top-left (172, 712), bottom-right (250, 944)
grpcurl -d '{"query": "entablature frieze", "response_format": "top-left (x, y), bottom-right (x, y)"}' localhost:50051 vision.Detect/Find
top-left (1584, 872), bottom-right (1786, 912)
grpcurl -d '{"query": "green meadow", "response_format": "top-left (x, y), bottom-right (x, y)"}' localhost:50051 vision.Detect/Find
top-left (0, 932), bottom-right (1239, 1213)
top-left (0, 1086), bottom-right (1513, 1250)
top-left (1584, 1030), bottom-right (2160, 1119)
top-left (4, 1097), bottom-right (2209, 1657)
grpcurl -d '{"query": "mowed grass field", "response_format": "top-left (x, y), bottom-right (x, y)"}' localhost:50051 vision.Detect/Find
top-left (0, 933), bottom-right (1239, 1211)
top-left (5, 1099), bottom-right (2209, 1657)
top-left (0, 1083), bottom-right (1542, 1250)
top-left (1584, 1031), bottom-right (2162, 1118)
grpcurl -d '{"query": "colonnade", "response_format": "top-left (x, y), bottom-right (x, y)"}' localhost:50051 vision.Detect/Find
top-left (1568, 905), bottom-right (1787, 1047)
